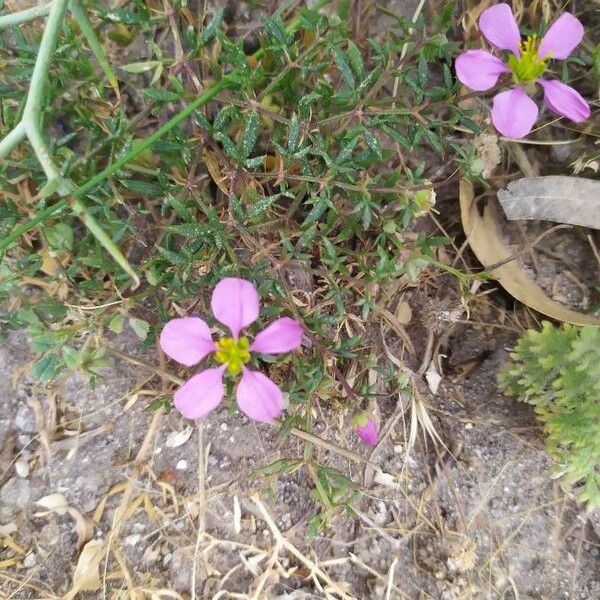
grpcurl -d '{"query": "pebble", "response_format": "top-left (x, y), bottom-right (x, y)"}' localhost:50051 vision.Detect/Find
top-left (15, 459), bottom-right (29, 478)
top-left (23, 552), bottom-right (36, 568)
top-left (176, 459), bottom-right (188, 471)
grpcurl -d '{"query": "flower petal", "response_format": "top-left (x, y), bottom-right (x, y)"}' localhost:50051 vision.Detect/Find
top-left (455, 50), bottom-right (509, 91)
top-left (491, 86), bottom-right (539, 138)
top-left (211, 277), bottom-right (260, 338)
top-left (356, 420), bottom-right (378, 447)
top-left (160, 317), bottom-right (215, 367)
top-left (250, 317), bottom-right (303, 354)
top-left (539, 79), bottom-right (590, 123)
top-left (538, 13), bottom-right (584, 60)
top-left (236, 368), bottom-right (283, 422)
top-left (479, 3), bottom-right (521, 56)
top-left (173, 366), bottom-right (225, 420)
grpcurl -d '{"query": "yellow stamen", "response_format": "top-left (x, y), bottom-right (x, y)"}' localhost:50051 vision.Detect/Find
top-left (507, 35), bottom-right (549, 84)
top-left (215, 336), bottom-right (250, 375)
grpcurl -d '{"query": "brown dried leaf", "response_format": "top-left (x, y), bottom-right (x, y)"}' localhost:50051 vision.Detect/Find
top-left (460, 179), bottom-right (600, 326)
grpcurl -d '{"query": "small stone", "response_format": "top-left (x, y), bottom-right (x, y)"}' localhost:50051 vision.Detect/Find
top-left (176, 459), bottom-right (188, 471)
top-left (125, 534), bottom-right (141, 546)
top-left (15, 459), bottom-right (29, 478)
top-left (23, 552), bottom-right (36, 568)
top-left (464, 422), bottom-right (473, 430)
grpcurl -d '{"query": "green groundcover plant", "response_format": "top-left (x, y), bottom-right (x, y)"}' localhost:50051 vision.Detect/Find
top-left (500, 322), bottom-right (600, 509)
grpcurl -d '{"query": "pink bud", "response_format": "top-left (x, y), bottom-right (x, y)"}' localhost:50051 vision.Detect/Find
top-left (352, 412), bottom-right (378, 447)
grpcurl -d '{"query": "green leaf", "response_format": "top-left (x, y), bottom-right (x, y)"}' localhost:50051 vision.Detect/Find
top-left (62, 346), bottom-right (82, 369)
top-left (287, 113), bottom-right (301, 153)
top-left (363, 130), bottom-right (382, 159)
top-left (263, 16), bottom-right (288, 45)
top-left (129, 317), bottom-right (150, 340)
top-left (32, 355), bottom-right (62, 381)
top-left (109, 313), bottom-right (125, 334)
top-left (45, 223), bottom-right (74, 252)
top-left (142, 88), bottom-right (181, 102)
top-left (241, 111), bottom-right (261, 159)
top-left (332, 46), bottom-right (356, 89)
top-left (198, 8), bottom-right (224, 46)
top-left (346, 40), bottom-right (364, 80)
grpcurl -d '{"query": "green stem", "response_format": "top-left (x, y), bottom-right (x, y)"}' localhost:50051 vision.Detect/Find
top-left (22, 0), bottom-right (70, 121)
top-left (69, 0), bottom-right (118, 91)
top-left (0, 1), bottom-right (53, 29)
top-left (0, 121), bottom-right (26, 159)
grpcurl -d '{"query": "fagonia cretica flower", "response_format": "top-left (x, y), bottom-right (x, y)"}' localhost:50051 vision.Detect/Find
top-left (456, 3), bottom-right (590, 138)
top-left (160, 277), bottom-right (303, 423)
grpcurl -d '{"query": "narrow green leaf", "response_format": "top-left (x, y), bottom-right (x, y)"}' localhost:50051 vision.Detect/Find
top-left (241, 111), bottom-right (261, 159)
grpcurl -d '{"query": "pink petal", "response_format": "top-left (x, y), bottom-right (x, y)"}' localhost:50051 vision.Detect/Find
top-left (173, 366), bottom-right (225, 420)
top-left (538, 13), bottom-right (584, 60)
top-left (356, 419), bottom-right (378, 447)
top-left (455, 50), bottom-right (509, 91)
top-left (160, 317), bottom-right (215, 367)
top-left (250, 317), bottom-right (303, 354)
top-left (539, 79), bottom-right (590, 123)
top-left (236, 368), bottom-right (283, 422)
top-left (491, 86), bottom-right (539, 138)
top-left (479, 3), bottom-right (521, 56)
top-left (211, 277), bottom-right (260, 339)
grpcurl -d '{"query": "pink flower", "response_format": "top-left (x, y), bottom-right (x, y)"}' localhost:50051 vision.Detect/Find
top-left (456, 3), bottom-right (590, 138)
top-left (160, 277), bottom-right (303, 423)
top-left (352, 412), bottom-right (378, 447)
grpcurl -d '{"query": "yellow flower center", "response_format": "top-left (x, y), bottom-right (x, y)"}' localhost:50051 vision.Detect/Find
top-left (215, 336), bottom-right (250, 375)
top-left (507, 35), bottom-right (549, 84)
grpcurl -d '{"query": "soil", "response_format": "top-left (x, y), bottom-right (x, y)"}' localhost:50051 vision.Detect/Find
top-left (1, 316), bottom-right (599, 599)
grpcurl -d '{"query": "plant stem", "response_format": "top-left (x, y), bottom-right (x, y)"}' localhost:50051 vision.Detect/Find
top-left (0, 1), bottom-right (53, 29)
top-left (22, 0), bottom-right (70, 122)
top-left (0, 122), bottom-right (26, 160)
top-left (69, 0), bottom-right (118, 91)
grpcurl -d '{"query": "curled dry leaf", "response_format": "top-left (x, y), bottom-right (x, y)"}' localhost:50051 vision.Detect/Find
top-left (165, 425), bottom-right (193, 448)
top-left (63, 539), bottom-right (105, 600)
top-left (498, 176), bottom-right (600, 230)
top-left (460, 179), bottom-right (600, 326)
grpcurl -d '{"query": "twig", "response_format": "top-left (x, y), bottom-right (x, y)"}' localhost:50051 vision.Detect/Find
top-left (252, 493), bottom-right (356, 600)
top-left (191, 421), bottom-right (206, 600)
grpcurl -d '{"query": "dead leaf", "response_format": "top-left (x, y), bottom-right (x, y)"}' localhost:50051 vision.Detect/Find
top-left (165, 426), bottom-right (193, 448)
top-left (395, 300), bottom-right (412, 325)
top-left (460, 179), bottom-right (600, 326)
top-left (203, 149), bottom-right (229, 195)
top-left (498, 176), bottom-right (600, 230)
top-left (63, 539), bottom-right (105, 599)
top-left (36, 493), bottom-right (69, 515)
